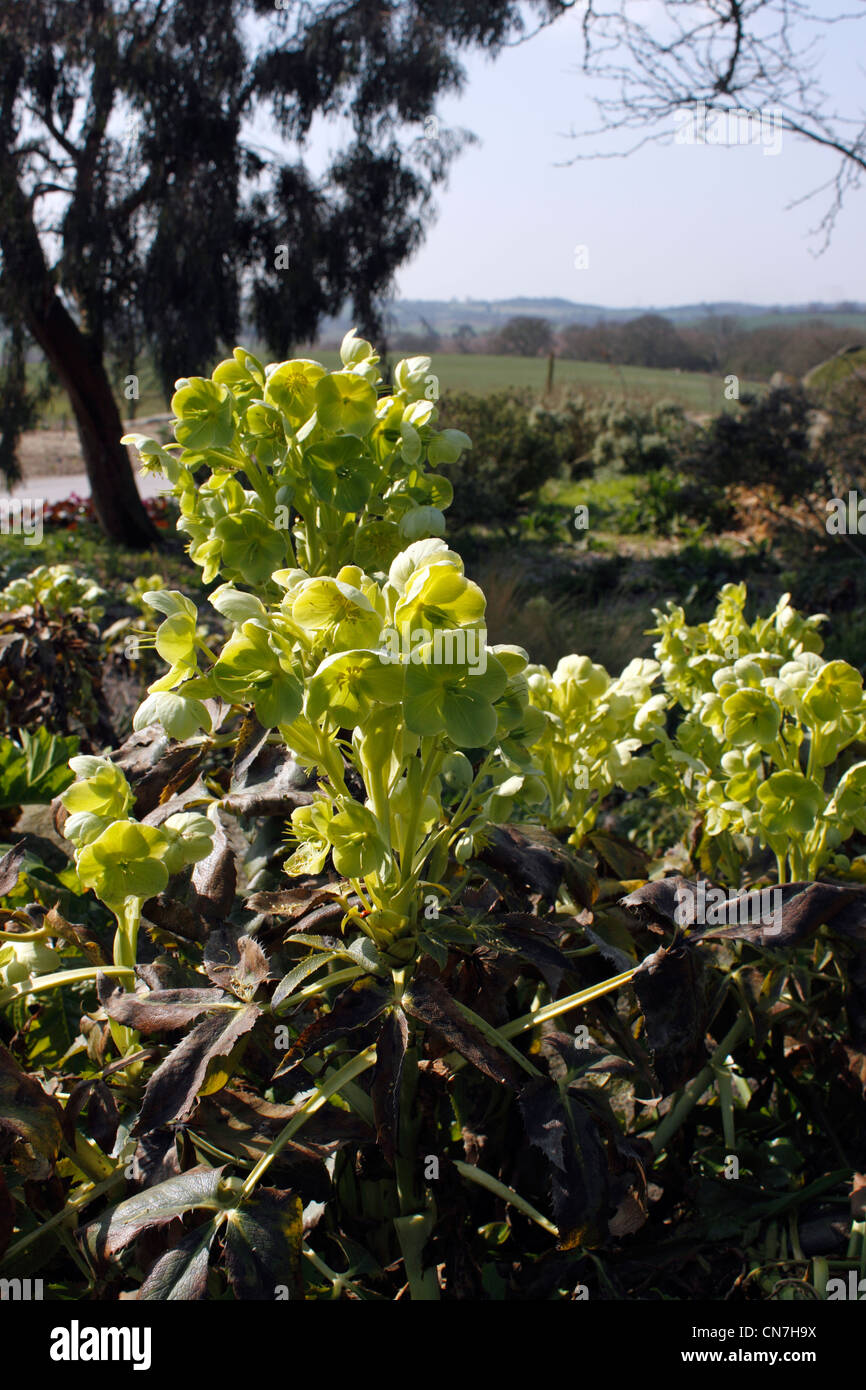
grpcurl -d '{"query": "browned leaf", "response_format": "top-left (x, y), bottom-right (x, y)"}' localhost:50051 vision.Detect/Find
top-left (371, 1008), bottom-right (409, 1164)
top-left (0, 843), bottom-right (25, 897)
top-left (244, 887), bottom-right (339, 924)
top-left (492, 914), bottom-right (570, 990)
top-left (231, 710), bottom-right (270, 782)
top-left (137, 1220), bottom-right (215, 1300)
top-left (0, 1043), bottom-right (63, 1178)
top-left (518, 1077), bottom-right (609, 1247)
top-left (83, 1165), bottom-right (228, 1258)
top-left (632, 940), bottom-right (710, 1093)
top-left (192, 1086), bottom-right (371, 1166)
top-left (585, 831), bottom-right (648, 882)
top-left (192, 814), bottom-right (237, 921)
top-left (142, 896), bottom-right (211, 946)
top-left (204, 929), bottom-right (270, 997)
top-left (402, 976), bottom-right (522, 1088)
top-left (142, 776), bottom-right (212, 826)
top-left (97, 976), bottom-right (228, 1033)
top-left (480, 824), bottom-right (598, 908)
top-left (134, 1005), bottom-right (260, 1133)
top-left (224, 744), bottom-right (313, 818)
top-left (112, 726), bottom-right (171, 781)
top-left (275, 977), bottom-right (392, 1074)
top-left (44, 904), bottom-right (108, 966)
top-left (131, 745), bottom-right (206, 818)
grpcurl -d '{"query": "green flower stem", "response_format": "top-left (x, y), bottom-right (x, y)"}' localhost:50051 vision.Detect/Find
top-left (361, 745), bottom-right (393, 850)
top-left (240, 1045), bottom-right (377, 1198)
top-left (651, 1015), bottom-right (748, 1156)
top-left (454, 999), bottom-right (542, 1079)
top-left (453, 1160), bottom-right (557, 1236)
top-left (288, 965), bottom-right (365, 1006)
top-left (113, 899), bottom-right (141, 975)
top-left (501, 969), bottom-right (637, 1039)
top-left (0, 964), bottom-right (134, 1010)
top-left (0, 926), bottom-right (52, 942)
top-left (393, 1209), bottom-right (440, 1301)
top-left (446, 969), bottom-right (637, 1073)
top-left (713, 1064), bottom-right (737, 1150)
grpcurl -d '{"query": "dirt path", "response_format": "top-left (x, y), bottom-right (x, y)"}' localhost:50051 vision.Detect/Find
top-left (4, 420), bottom-right (172, 503)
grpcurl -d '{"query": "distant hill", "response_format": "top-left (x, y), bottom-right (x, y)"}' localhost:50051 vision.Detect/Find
top-left (315, 298), bottom-right (866, 339)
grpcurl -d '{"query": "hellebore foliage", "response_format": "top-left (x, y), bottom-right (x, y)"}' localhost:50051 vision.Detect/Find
top-left (3, 338), bottom-right (866, 1302)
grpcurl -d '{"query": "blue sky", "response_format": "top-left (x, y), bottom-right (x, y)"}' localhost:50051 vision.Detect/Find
top-left (375, 2), bottom-right (866, 307)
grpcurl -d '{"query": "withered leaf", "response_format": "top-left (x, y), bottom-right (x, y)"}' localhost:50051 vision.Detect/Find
top-left (192, 1086), bottom-right (371, 1167)
top-left (846, 948), bottom-right (866, 1049)
top-left (83, 1165), bottom-right (228, 1258)
top-left (112, 726), bottom-right (171, 781)
top-left (492, 915), bottom-right (570, 990)
top-left (97, 976), bottom-right (228, 1034)
top-left (244, 887), bottom-right (339, 924)
top-left (86, 1081), bottom-right (121, 1155)
top-left (137, 1220), bottom-right (216, 1300)
top-left (622, 877), bottom-right (866, 952)
top-left (222, 1188), bottom-right (304, 1300)
top-left (480, 824), bottom-right (598, 908)
top-left (402, 976), bottom-right (522, 1088)
top-left (44, 903), bottom-right (108, 966)
top-left (632, 940), bottom-right (710, 1093)
top-left (585, 830), bottom-right (648, 882)
top-left (143, 896), bottom-right (211, 946)
top-left (608, 1190), bottom-right (648, 1238)
top-left (192, 814), bottom-right (237, 921)
top-left (275, 977), bottom-right (392, 1074)
top-left (0, 1043), bottom-right (63, 1178)
top-left (204, 929), bottom-right (270, 997)
top-left (231, 710), bottom-right (271, 783)
top-left (518, 1077), bottom-right (609, 1248)
top-left (130, 744), bottom-right (206, 819)
top-left (135, 1005), bottom-right (260, 1133)
top-left (225, 743), bottom-right (313, 818)
top-left (0, 844), bottom-right (25, 897)
top-left (371, 1008), bottom-right (409, 1164)
top-left (142, 775), bottom-right (212, 826)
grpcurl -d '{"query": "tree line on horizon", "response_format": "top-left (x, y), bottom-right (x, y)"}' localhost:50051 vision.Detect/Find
top-left (383, 313), bottom-right (864, 382)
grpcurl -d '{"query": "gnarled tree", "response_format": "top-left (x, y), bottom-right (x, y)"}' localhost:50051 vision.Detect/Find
top-left (0, 0), bottom-right (568, 545)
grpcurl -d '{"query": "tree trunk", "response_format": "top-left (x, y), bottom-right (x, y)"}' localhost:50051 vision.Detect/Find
top-left (28, 306), bottom-right (159, 549)
top-left (0, 163), bottom-right (158, 549)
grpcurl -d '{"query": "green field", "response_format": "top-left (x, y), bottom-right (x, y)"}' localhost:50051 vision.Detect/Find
top-left (285, 351), bottom-right (761, 413)
top-left (31, 351), bottom-right (762, 427)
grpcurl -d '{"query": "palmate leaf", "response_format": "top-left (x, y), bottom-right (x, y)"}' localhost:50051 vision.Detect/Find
top-left (84, 1166), bottom-right (230, 1259)
top-left (97, 977), bottom-right (228, 1033)
top-left (518, 1078), bottom-right (610, 1250)
top-left (137, 1220), bottom-right (217, 1300)
top-left (401, 977), bottom-right (523, 1088)
top-left (134, 1004), bottom-right (261, 1133)
top-left (222, 1188), bottom-right (304, 1300)
top-left (631, 940), bottom-right (712, 1094)
top-left (274, 977), bottom-right (391, 1075)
